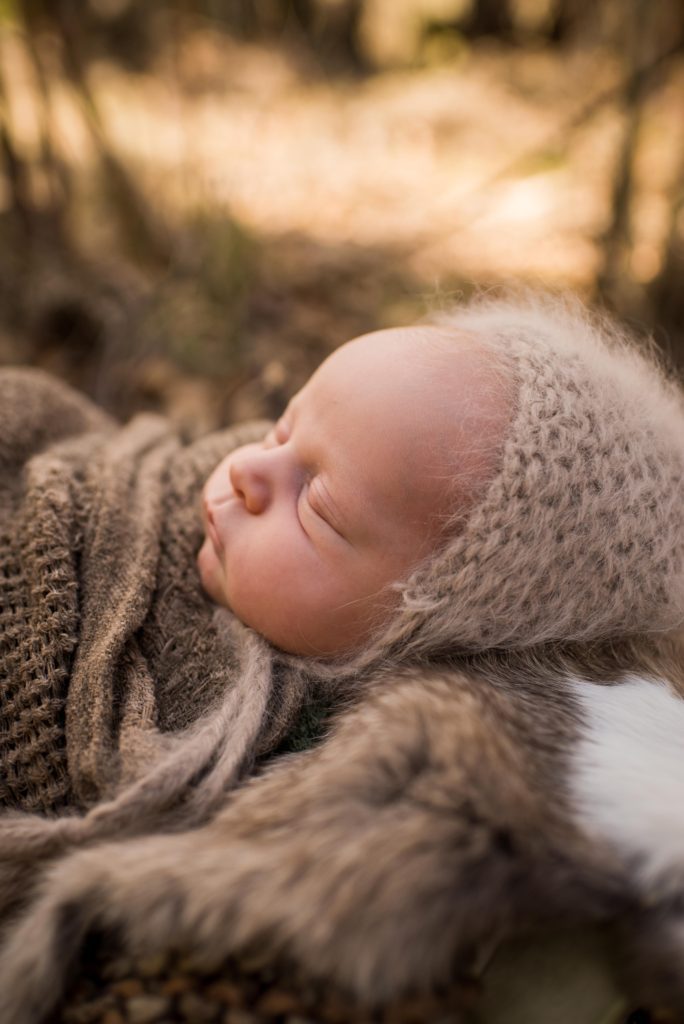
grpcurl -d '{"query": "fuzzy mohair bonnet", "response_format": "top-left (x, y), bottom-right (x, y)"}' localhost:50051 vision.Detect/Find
top-left (367, 295), bottom-right (684, 662)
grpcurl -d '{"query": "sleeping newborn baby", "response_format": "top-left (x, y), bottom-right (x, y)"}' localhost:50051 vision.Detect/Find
top-left (198, 326), bottom-right (512, 656)
top-left (199, 297), bottom-right (684, 667)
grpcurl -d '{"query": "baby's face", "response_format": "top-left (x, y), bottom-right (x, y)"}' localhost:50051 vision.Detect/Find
top-left (198, 326), bottom-right (509, 656)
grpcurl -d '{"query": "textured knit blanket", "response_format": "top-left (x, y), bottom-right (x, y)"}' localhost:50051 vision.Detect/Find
top-left (0, 367), bottom-right (328, 900)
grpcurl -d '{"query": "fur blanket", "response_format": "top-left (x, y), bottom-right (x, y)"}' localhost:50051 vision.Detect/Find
top-left (4, 645), bottom-right (684, 1022)
top-left (0, 370), bottom-right (683, 1022)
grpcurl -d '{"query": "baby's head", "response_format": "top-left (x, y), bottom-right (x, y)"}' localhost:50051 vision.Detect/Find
top-left (198, 324), bottom-right (513, 655)
top-left (199, 294), bottom-right (684, 661)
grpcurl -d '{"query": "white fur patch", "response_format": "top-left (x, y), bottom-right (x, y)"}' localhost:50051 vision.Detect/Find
top-left (570, 674), bottom-right (684, 884)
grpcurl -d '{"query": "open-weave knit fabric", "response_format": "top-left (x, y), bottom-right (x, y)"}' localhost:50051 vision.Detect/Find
top-left (0, 372), bottom-right (110, 813)
top-left (0, 368), bottom-right (315, 831)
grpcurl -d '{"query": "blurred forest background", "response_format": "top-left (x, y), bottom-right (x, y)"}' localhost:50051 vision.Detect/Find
top-left (0, 0), bottom-right (683, 432)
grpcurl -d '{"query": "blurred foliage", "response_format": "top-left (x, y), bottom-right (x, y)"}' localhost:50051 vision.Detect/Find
top-left (0, 0), bottom-right (683, 429)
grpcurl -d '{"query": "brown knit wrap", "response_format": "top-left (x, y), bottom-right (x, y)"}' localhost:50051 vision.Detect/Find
top-left (0, 369), bottom-right (298, 818)
top-left (0, 372), bottom-right (111, 814)
top-left (387, 299), bottom-right (684, 657)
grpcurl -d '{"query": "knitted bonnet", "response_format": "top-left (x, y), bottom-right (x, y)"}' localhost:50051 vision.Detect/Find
top-left (369, 295), bottom-right (684, 661)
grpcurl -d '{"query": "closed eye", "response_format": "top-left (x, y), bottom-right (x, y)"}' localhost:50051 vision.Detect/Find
top-left (303, 479), bottom-right (346, 540)
top-left (297, 480), bottom-right (324, 530)
top-left (295, 481), bottom-right (328, 536)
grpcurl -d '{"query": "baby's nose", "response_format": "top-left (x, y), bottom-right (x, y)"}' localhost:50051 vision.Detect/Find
top-left (229, 446), bottom-right (271, 514)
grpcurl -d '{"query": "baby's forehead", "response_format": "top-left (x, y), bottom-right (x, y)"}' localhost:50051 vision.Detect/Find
top-left (294, 325), bottom-right (514, 515)
top-left (311, 324), bottom-right (505, 391)
top-left (298, 325), bottom-right (513, 442)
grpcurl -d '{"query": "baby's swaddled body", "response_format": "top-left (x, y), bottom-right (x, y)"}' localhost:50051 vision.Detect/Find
top-left (0, 368), bottom-right (281, 815)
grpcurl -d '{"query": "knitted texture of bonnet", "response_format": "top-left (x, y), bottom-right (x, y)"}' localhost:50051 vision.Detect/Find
top-left (376, 297), bottom-right (684, 658)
